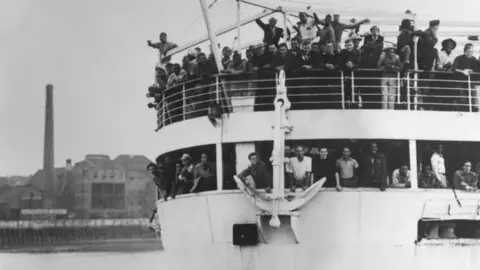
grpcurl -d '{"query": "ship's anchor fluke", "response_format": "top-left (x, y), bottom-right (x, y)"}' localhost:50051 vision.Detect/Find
top-left (269, 200), bottom-right (281, 228)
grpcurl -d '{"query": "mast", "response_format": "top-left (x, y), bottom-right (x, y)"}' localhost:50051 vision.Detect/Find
top-left (236, 0), bottom-right (241, 49)
top-left (198, 0), bottom-right (225, 192)
top-left (198, 0), bottom-right (227, 72)
top-left (43, 84), bottom-right (55, 209)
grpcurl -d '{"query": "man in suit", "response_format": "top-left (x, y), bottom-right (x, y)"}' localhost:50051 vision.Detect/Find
top-left (363, 26), bottom-right (384, 49)
top-left (360, 142), bottom-right (387, 191)
top-left (255, 17), bottom-right (284, 47)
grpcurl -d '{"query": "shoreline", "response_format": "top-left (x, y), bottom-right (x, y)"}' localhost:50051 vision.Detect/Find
top-left (0, 238), bottom-right (163, 254)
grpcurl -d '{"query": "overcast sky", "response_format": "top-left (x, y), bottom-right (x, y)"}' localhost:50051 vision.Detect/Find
top-left (1, 0), bottom-right (480, 176)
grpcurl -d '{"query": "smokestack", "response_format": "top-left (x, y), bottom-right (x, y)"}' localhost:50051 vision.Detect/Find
top-left (43, 84), bottom-right (55, 208)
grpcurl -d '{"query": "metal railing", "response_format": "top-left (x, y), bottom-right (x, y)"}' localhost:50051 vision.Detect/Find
top-left (151, 69), bottom-right (480, 130)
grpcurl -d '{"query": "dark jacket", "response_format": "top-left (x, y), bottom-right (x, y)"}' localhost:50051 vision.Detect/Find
top-left (360, 152), bottom-right (387, 187)
top-left (360, 43), bottom-right (383, 68)
top-left (340, 49), bottom-right (361, 72)
top-left (322, 52), bottom-right (341, 70)
top-left (364, 34), bottom-right (384, 47)
top-left (256, 19), bottom-right (284, 46)
top-left (312, 157), bottom-right (337, 187)
top-left (273, 52), bottom-right (300, 71)
top-left (238, 160), bottom-right (272, 189)
top-left (252, 52), bottom-right (274, 69)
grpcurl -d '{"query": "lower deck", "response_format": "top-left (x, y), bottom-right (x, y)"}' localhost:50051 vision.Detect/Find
top-left (157, 189), bottom-right (480, 270)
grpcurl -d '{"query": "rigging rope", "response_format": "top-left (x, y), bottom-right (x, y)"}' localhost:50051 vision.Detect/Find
top-left (182, 0), bottom-right (223, 35)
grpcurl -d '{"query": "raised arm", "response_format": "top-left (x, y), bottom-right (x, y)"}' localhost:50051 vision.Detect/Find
top-left (255, 19), bottom-right (267, 30)
top-left (147, 40), bottom-right (159, 49)
top-left (341, 19), bottom-right (370, 30)
top-left (313, 13), bottom-right (326, 26)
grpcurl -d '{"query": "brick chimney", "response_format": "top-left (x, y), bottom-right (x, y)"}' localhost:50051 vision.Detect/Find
top-left (43, 84), bottom-right (55, 208)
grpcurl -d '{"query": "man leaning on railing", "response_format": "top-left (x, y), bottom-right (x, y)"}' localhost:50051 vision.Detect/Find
top-left (453, 43), bottom-right (478, 111)
top-left (237, 152), bottom-right (273, 193)
top-left (453, 160), bottom-right (478, 191)
top-left (391, 165), bottom-right (411, 188)
top-left (377, 44), bottom-right (401, 110)
top-left (341, 39), bottom-right (361, 108)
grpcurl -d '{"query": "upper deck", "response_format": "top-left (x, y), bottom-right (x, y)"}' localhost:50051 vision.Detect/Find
top-left (150, 69), bottom-right (480, 154)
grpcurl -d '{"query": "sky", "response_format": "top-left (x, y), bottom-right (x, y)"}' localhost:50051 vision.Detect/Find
top-left (1, 0), bottom-right (480, 176)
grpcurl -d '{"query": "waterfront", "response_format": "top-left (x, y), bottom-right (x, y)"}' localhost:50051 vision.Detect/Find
top-left (0, 250), bottom-right (165, 270)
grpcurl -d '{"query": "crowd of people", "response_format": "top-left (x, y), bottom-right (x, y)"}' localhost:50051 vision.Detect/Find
top-left (148, 143), bottom-right (480, 199)
top-left (146, 141), bottom-right (480, 229)
top-left (237, 142), bottom-right (410, 192)
top-left (147, 10), bottom-right (480, 121)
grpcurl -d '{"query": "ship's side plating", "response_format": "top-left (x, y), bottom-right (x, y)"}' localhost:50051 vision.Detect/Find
top-left (157, 190), bottom-right (480, 270)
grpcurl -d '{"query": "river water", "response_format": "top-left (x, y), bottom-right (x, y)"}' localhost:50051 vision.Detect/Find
top-left (0, 251), bottom-right (165, 270)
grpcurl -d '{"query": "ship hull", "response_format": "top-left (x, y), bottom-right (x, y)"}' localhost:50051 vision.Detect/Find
top-left (157, 189), bottom-right (480, 270)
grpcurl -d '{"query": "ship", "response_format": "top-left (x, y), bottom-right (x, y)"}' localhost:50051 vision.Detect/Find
top-left (150, 0), bottom-right (480, 269)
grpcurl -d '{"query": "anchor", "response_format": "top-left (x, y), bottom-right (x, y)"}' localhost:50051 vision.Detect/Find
top-left (234, 70), bottom-right (325, 242)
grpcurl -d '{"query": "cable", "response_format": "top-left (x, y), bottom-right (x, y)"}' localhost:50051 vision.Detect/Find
top-left (181, 0), bottom-right (223, 35)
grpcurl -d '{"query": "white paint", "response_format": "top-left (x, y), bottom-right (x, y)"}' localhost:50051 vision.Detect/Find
top-left (156, 110), bottom-right (480, 155)
top-left (158, 189), bottom-right (480, 270)
top-left (216, 143), bottom-right (223, 190)
top-left (409, 139), bottom-right (418, 189)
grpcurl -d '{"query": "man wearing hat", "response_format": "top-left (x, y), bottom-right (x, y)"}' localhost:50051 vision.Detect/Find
top-left (431, 38), bottom-right (458, 110)
top-left (177, 153), bottom-right (195, 194)
top-left (416, 19), bottom-right (440, 71)
top-left (363, 26), bottom-right (384, 48)
top-left (377, 44), bottom-right (401, 109)
top-left (256, 17), bottom-right (285, 47)
top-left (397, 19), bottom-right (415, 69)
top-left (347, 33), bottom-right (363, 52)
top-left (437, 38), bottom-right (457, 71)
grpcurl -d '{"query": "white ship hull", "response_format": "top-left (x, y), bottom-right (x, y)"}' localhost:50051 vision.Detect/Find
top-left (157, 189), bottom-right (480, 270)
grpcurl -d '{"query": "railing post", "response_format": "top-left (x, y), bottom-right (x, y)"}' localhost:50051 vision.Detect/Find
top-left (216, 143), bottom-right (223, 191)
top-left (413, 72), bottom-right (418, 110)
top-left (350, 72), bottom-right (355, 103)
top-left (468, 74), bottom-right (473, 112)
top-left (340, 71), bottom-right (345, 109)
top-left (162, 93), bottom-right (166, 127)
top-left (215, 75), bottom-right (220, 103)
top-left (409, 139), bottom-right (418, 189)
top-left (182, 84), bottom-right (186, 120)
top-left (351, 71), bottom-right (355, 103)
top-left (397, 71), bottom-right (401, 104)
top-left (406, 73), bottom-right (411, 111)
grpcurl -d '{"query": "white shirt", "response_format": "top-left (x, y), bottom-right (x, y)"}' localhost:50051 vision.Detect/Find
top-left (392, 169), bottom-right (411, 186)
top-left (298, 18), bottom-right (317, 42)
top-left (437, 50), bottom-right (457, 69)
top-left (430, 152), bottom-right (446, 175)
top-left (286, 156), bottom-right (312, 180)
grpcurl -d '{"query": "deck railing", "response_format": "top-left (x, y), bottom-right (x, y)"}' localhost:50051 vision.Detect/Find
top-left (149, 69), bottom-right (480, 130)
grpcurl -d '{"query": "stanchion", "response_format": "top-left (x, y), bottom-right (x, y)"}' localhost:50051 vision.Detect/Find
top-left (468, 74), bottom-right (472, 112)
top-left (340, 71), bottom-right (345, 109)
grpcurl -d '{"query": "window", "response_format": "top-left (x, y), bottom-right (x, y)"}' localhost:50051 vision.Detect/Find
top-left (91, 183), bottom-right (125, 209)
